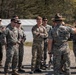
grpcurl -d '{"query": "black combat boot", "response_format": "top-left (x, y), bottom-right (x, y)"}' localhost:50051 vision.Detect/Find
top-left (12, 70), bottom-right (19, 75)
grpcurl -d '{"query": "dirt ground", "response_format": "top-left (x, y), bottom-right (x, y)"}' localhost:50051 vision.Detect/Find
top-left (0, 46), bottom-right (76, 75)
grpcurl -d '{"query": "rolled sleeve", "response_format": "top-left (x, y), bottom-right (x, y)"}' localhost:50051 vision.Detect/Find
top-left (67, 26), bottom-right (75, 34)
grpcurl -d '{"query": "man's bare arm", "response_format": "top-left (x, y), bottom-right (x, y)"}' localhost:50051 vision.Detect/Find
top-left (48, 39), bottom-right (53, 54)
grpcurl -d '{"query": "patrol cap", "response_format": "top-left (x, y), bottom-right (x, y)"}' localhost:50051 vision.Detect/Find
top-left (12, 15), bottom-right (19, 19)
top-left (17, 19), bottom-right (21, 24)
top-left (42, 17), bottom-right (47, 21)
top-left (52, 13), bottom-right (65, 21)
top-left (11, 18), bottom-right (18, 23)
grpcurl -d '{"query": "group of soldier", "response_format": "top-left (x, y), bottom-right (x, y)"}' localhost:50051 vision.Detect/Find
top-left (0, 15), bottom-right (26, 75)
top-left (31, 13), bottom-right (76, 75)
top-left (0, 13), bottom-right (76, 75)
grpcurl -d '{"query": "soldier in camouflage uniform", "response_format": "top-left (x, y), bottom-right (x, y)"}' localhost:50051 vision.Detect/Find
top-left (16, 20), bottom-right (26, 72)
top-left (71, 22), bottom-right (76, 63)
top-left (0, 18), bottom-right (4, 66)
top-left (41, 17), bottom-right (52, 69)
top-left (31, 16), bottom-right (48, 73)
top-left (0, 18), bottom-right (6, 66)
top-left (48, 13), bottom-right (76, 75)
top-left (4, 18), bottom-right (19, 75)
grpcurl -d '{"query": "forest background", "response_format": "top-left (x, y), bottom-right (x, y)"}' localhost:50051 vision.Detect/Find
top-left (0, 0), bottom-right (76, 24)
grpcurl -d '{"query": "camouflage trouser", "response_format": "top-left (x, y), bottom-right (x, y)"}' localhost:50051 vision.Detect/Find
top-left (4, 44), bottom-right (18, 73)
top-left (60, 54), bottom-right (65, 71)
top-left (18, 43), bottom-right (24, 69)
top-left (53, 49), bottom-right (71, 75)
top-left (41, 41), bottom-right (47, 66)
top-left (73, 42), bottom-right (76, 57)
top-left (31, 41), bottom-right (44, 71)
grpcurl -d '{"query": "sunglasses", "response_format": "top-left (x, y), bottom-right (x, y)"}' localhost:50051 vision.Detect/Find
top-left (14, 22), bottom-right (17, 23)
top-left (17, 23), bottom-right (21, 24)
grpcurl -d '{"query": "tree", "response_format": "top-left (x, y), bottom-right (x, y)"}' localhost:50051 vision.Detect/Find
top-left (0, 0), bottom-right (75, 24)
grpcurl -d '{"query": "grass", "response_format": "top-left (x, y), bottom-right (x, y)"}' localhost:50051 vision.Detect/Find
top-left (25, 41), bottom-right (73, 50)
top-left (25, 42), bottom-right (32, 46)
top-left (68, 41), bottom-right (73, 50)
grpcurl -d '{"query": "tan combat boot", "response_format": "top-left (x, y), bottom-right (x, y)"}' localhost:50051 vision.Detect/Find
top-left (12, 70), bottom-right (19, 75)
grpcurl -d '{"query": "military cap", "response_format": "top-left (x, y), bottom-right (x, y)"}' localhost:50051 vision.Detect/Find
top-left (12, 15), bottom-right (19, 19)
top-left (17, 19), bottom-right (21, 24)
top-left (11, 18), bottom-right (18, 23)
top-left (42, 17), bottom-right (47, 21)
top-left (52, 13), bottom-right (65, 21)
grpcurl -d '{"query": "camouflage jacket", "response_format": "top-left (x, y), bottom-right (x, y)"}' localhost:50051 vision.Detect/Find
top-left (32, 24), bottom-right (48, 42)
top-left (48, 24), bottom-right (74, 47)
top-left (5, 25), bottom-right (19, 45)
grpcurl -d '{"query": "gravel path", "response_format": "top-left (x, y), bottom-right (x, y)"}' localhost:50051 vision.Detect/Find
top-left (0, 46), bottom-right (76, 75)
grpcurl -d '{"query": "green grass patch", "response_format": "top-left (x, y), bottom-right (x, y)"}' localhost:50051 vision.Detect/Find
top-left (68, 41), bottom-right (73, 50)
top-left (25, 42), bottom-right (32, 46)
